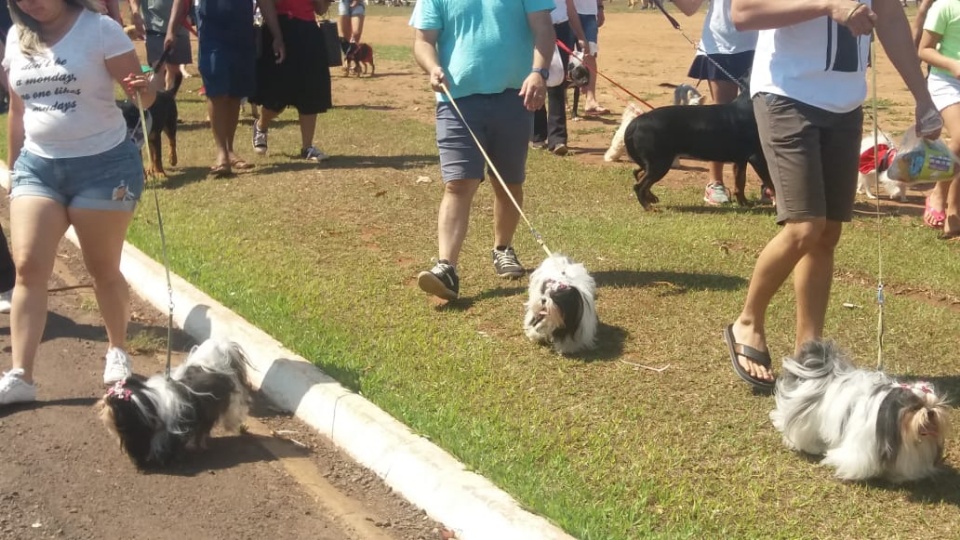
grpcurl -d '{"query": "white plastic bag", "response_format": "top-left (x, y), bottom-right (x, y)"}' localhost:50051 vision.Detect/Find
top-left (885, 125), bottom-right (960, 183)
top-left (546, 44), bottom-right (564, 87)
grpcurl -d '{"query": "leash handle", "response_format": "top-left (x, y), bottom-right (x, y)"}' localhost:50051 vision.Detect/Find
top-left (437, 83), bottom-right (553, 258)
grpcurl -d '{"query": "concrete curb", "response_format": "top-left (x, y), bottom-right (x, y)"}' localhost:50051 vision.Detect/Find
top-left (63, 228), bottom-right (574, 540)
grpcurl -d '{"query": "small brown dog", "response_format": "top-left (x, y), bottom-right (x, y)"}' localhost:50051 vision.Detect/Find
top-left (340, 39), bottom-right (375, 77)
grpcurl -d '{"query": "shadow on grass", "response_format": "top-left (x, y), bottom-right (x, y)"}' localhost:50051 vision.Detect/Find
top-left (592, 269), bottom-right (747, 293)
top-left (894, 466), bottom-right (960, 507)
top-left (667, 204), bottom-right (777, 216)
top-left (320, 153), bottom-right (439, 171)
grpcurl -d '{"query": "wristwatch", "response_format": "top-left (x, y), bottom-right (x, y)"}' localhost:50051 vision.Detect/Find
top-left (532, 67), bottom-right (549, 80)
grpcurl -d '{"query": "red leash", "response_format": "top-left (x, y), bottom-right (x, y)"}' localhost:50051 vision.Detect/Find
top-left (555, 39), bottom-right (657, 111)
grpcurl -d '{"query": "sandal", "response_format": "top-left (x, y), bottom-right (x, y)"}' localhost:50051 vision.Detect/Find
top-left (724, 324), bottom-right (775, 390)
top-left (209, 164), bottom-right (233, 178)
top-left (230, 159), bottom-right (254, 170)
top-left (924, 195), bottom-right (946, 229)
top-left (584, 106), bottom-right (610, 115)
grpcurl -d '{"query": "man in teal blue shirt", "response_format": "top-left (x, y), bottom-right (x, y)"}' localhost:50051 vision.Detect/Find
top-left (411, 0), bottom-right (555, 301)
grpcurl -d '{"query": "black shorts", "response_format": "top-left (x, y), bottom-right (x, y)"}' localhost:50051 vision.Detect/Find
top-left (251, 16), bottom-right (332, 115)
top-left (687, 50), bottom-right (754, 84)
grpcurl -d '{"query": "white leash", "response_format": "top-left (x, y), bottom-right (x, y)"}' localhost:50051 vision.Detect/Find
top-left (869, 31), bottom-right (886, 371)
top-left (133, 84), bottom-right (176, 378)
top-left (438, 82), bottom-right (553, 258)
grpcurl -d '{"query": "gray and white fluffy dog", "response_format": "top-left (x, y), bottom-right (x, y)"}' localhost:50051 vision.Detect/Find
top-left (770, 340), bottom-right (950, 483)
top-left (99, 339), bottom-right (252, 470)
top-left (523, 254), bottom-right (598, 355)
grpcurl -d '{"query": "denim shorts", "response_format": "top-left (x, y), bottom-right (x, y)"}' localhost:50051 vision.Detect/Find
top-left (11, 139), bottom-right (144, 212)
top-left (338, 0), bottom-right (365, 16)
top-left (436, 90), bottom-right (532, 184)
top-left (578, 14), bottom-right (599, 55)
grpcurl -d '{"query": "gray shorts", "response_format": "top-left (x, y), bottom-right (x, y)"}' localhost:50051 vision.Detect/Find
top-left (753, 93), bottom-right (863, 224)
top-left (436, 90), bottom-right (532, 184)
top-left (146, 29), bottom-right (192, 66)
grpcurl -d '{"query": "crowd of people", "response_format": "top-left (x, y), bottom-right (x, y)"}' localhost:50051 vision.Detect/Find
top-left (0, 0), bottom-right (953, 403)
top-left (0, 0), bottom-right (342, 404)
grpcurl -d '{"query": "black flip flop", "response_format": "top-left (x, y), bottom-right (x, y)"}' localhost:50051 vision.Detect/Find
top-left (724, 324), bottom-right (775, 390)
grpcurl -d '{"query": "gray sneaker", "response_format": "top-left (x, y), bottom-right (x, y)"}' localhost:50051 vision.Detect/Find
top-left (492, 247), bottom-right (524, 278)
top-left (301, 146), bottom-right (330, 162)
top-left (253, 123), bottom-right (268, 155)
top-left (417, 260), bottom-right (459, 300)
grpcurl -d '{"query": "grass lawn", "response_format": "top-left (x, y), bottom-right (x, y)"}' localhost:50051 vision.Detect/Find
top-left (6, 7), bottom-right (960, 536)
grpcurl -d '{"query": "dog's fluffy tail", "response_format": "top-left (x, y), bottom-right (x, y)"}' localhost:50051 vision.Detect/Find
top-left (778, 340), bottom-right (853, 390)
top-left (177, 339), bottom-right (252, 388)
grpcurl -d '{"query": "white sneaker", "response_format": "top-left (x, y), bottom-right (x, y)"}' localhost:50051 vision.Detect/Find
top-left (103, 348), bottom-right (132, 385)
top-left (0, 368), bottom-right (36, 406)
top-left (0, 289), bottom-right (11, 314)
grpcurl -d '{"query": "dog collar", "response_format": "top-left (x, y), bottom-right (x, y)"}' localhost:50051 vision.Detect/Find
top-left (106, 380), bottom-right (132, 401)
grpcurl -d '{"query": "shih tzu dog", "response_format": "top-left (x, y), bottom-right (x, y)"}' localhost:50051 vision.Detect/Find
top-left (770, 340), bottom-right (950, 483)
top-left (523, 254), bottom-right (598, 355)
top-left (99, 339), bottom-right (252, 470)
top-left (857, 133), bottom-right (907, 202)
top-left (604, 102), bottom-right (643, 163)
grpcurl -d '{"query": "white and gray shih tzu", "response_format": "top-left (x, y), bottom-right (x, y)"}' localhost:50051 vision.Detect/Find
top-left (98, 339), bottom-right (252, 470)
top-left (523, 254), bottom-right (598, 355)
top-left (770, 340), bottom-right (950, 483)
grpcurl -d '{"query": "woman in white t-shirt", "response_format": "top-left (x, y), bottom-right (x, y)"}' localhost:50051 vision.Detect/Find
top-left (0, 0), bottom-right (164, 406)
top-left (673, 0), bottom-right (758, 206)
top-left (723, 0), bottom-right (941, 390)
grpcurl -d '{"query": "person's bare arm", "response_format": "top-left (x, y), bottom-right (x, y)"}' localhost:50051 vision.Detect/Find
top-left (919, 30), bottom-right (957, 74)
top-left (565, 0), bottom-right (587, 47)
top-left (671, 0), bottom-right (705, 17)
top-left (256, 0), bottom-right (287, 63)
top-left (873, 0), bottom-right (942, 137)
top-left (127, 0), bottom-right (145, 39)
top-left (520, 9), bottom-right (554, 111)
top-left (413, 28), bottom-right (444, 90)
top-left (730, 0), bottom-right (874, 35)
top-left (164, 0), bottom-right (185, 51)
top-left (107, 50), bottom-right (164, 109)
top-left (6, 75), bottom-right (23, 168)
top-left (913, 0), bottom-right (936, 47)
top-left (104, 0), bottom-right (124, 25)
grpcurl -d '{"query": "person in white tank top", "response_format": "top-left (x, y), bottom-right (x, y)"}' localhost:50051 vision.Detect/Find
top-left (723, 0), bottom-right (942, 390)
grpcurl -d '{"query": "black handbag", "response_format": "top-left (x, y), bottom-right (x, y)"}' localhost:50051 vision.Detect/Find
top-left (317, 19), bottom-right (342, 67)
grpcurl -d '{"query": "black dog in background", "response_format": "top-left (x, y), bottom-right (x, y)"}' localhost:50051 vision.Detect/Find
top-left (117, 72), bottom-right (182, 176)
top-left (624, 85), bottom-right (775, 209)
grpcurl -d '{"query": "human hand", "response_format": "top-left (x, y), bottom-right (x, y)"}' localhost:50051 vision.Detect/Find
top-left (272, 39), bottom-right (286, 64)
top-left (519, 72), bottom-right (547, 112)
top-left (122, 72), bottom-right (153, 101)
top-left (429, 65), bottom-right (445, 92)
top-left (915, 99), bottom-right (944, 139)
top-left (576, 39), bottom-right (588, 53)
top-left (829, 0), bottom-right (876, 36)
top-left (163, 31), bottom-right (176, 53)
